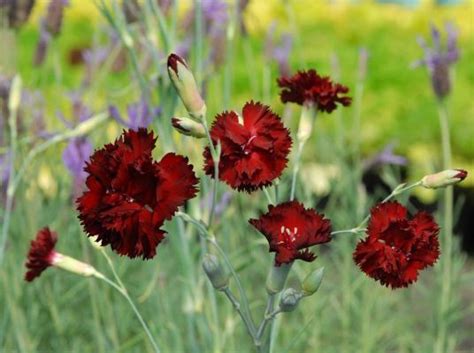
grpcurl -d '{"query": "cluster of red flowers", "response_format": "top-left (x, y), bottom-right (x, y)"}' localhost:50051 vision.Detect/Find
top-left (24, 53), bottom-right (444, 292)
top-left (353, 202), bottom-right (440, 288)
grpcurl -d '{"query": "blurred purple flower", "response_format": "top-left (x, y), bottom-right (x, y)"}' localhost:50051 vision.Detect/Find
top-left (34, 0), bottom-right (69, 66)
top-left (62, 137), bottom-right (92, 198)
top-left (265, 22), bottom-right (293, 77)
top-left (413, 22), bottom-right (459, 100)
top-left (81, 46), bottom-right (109, 87)
top-left (363, 143), bottom-right (407, 171)
top-left (109, 100), bottom-right (160, 130)
top-left (0, 151), bottom-right (11, 185)
top-left (200, 190), bottom-right (233, 221)
top-left (0, 0), bottom-right (35, 29)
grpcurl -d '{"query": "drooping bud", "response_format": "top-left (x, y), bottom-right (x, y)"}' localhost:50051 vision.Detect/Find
top-left (171, 117), bottom-right (206, 138)
top-left (266, 263), bottom-right (292, 294)
top-left (301, 267), bottom-right (324, 296)
top-left (51, 253), bottom-right (98, 278)
top-left (279, 288), bottom-right (303, 312)
top-left (202, 254), bottom-right (229, 291)
top-left (421, 169), bottom-right (468, 189)
top-left (167, 53), bottom-right (206, 120)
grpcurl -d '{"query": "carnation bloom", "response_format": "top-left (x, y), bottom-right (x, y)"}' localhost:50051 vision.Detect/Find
top-left (353, 202), bottom-right (440, 289)
top-left (25, 227), bottom-right (59, 282)
top-left (203, 101), bottom-right (292, 192)
top-left (277, 69), bottom-right (352, 112)
top-left (77, 128), bottom-right (199, 259)
top-left (249, 201), bottom-right (332, 265)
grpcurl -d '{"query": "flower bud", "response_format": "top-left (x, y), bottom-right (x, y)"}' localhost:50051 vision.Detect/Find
top-left (279, 288), bottom-right (303, 312)
top-left (167, 53), bottom-right (206, 120)
top-left (266, 263), bottom-right (292, 294)
top-left (302, 267), bottom-right (324, 296)
top-left (421, 169), bottom-right (468, 189)
top-left (171, 117), bottom-right (206, 138)
top-left (51, 253), bottom-right (98, 277)
top-left (202, 254), bottom-right (229, 291)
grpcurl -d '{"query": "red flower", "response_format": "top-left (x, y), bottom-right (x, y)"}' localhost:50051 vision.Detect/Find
top-left (77, 128), bottom-right (199, 259)
top-left (353, 202), bottom-right (440, 289)
top-left (249, 201), bottom-right (332, 265)
top-left (277, 69), bottom-right (352, 112)
top-left (203, 101), bottom-right (292, 192)
top-left (25, 227), bottom-right (59, 282)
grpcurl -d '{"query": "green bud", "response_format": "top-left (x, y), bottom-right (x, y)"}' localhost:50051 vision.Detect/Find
top-left (202, 254), bottom-right (229, 291)
top-left (167, 53), bottom-right (206, 120)
top-left (171, 117), bottom-right (206, 138)
top-left (302, 267), bottom-right (324, 296)
top-left (51, 253), bottom-right (98, 278)
top-left (266, 263), bottom-right (292, 294)
top-left (279, 288), bottom-right (303, 312)
top-left (421, 169), bottom-right (468, 189)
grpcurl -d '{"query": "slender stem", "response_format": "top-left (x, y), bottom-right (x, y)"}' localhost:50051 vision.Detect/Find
top-left (256, 294), bottom-right (276, 344)
top-left (331, 228), bottom-right (364, 236)
top-left (96, 257), bottom-right (161, 353)
top-left (434, 100), bottom-right (453, 353)
top-left (355, 181), bottom-right (422, 231)
top-left (290, 105), bottom-right (317, 201)
top-left (263, 188), bottom-right (274, 205)
top-left (207, 237), bottom-right (257, 334)
top-left (289, 143), bottom-right (304, 201)
top-left (0, 78), bottom-right (18, 264)
top-left (223, 287), bottom-right (256, 339)
top-left (176, 212), bottom-right (257, 335)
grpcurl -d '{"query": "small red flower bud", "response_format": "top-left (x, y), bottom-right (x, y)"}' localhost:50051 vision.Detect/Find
top-left (25, 227), bottom-right (58, 282)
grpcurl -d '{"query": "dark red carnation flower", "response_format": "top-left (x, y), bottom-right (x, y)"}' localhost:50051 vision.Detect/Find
top-left (249, 201), bottom-right (332, 266)
top-left (203, 101), bottom-right (292, 192)
top-left (25, 227), bottom-right (59, 282)
top-left (277, 69), bottom-right (352, 112)
top-left (77, 128), bottom-right (199, 259)
top-left (353, 201), bottom-right (440, 289)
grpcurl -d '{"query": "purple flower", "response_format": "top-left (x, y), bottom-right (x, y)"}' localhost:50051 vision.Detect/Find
top-left (363, 143), bottom-right (407, 171)
top-left (265, 22), bottom-right (293, 77)
top-left (109, 100), bottom-right (160, 129)
top-left (413, 22), bottom-right (459, 100)
top-left (0, 151), bottom-right (11, 185)
top-left (62, 137), bottom-right (92, 180)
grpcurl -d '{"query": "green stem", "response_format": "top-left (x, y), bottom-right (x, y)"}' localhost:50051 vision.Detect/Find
top-left (290, 105), bottom-right (317, 201)
top-left (223, 287), bottom-right (256, 339)
top-left (434, 101), bottom-right (453, 353)
top-left (354, 181), bottom-right (422, 231)
top-left (263, 188), bottom-right (275, 205)
top-left (176, 212), bottom-right (257, 336)
top-left (255, 294), bottom-right (277, 351)
top-left (97, 255), bottom-right (160, 353)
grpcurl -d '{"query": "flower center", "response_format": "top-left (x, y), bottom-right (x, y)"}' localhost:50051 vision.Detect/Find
top-left (278, 226), bottom-right (298, 249)
top-left (241, 135), bottom-right (257, 155)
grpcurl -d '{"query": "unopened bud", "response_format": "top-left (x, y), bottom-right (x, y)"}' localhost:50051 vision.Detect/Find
top-left (171, 117), bottom-right (206, 138)
top-left (421, 169), bottom-right (468, 189)
top-left (266, 263), bottom-right (292, 294)
top-left (167, 53), bottom-right (206, 120)
top-left (302, 267), bottom-right (324, 296)
top-left (51, 253), bottom-right (98, 277)
top-left (202, 254), bottom-right (229, 291)
top-left (279, 288), bottom-right (303, 312)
